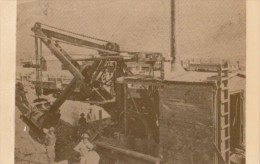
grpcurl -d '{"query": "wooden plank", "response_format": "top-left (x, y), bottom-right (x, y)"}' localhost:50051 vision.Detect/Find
top-left (212, 143), bottom-right (227, 164)
top-left (159, 83), bottom-right (215, 163)
top-left (95, 141), bottom-right (161, 163)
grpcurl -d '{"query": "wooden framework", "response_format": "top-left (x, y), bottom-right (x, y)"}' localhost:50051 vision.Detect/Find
top-left (217, 62), bottom-right (230, 164)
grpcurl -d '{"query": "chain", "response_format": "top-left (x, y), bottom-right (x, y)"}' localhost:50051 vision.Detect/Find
top-left (38, 22), bottom-right (113, 43)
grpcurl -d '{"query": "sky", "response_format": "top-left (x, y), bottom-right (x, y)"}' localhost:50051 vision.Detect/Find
top-left (17, 0), bottom-right (36, 5)
top-left (16, 0), bottom-right (246, 64)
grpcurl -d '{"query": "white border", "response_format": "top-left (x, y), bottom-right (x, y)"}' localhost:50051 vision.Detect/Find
top-left (0, 0), bottom-right (259, 163)
top-left (0, 0), bottom-right (16, 163)
top-left (246, 0), bottom-right (260, 163)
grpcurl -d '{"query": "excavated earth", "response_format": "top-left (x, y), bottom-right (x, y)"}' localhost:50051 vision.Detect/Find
top-left (15, 81), bottom-right (110, 163)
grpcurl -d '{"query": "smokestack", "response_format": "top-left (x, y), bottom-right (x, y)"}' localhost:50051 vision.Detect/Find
top-left (171, 0), bottom-right (182, 71)
top-left (171, 0), bottom-right (176, 65)
top-left (164, 0), bottom-right (186, 80)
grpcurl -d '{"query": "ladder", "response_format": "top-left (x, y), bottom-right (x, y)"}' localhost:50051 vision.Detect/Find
top-left (217, 61), bottom-right (230, 164)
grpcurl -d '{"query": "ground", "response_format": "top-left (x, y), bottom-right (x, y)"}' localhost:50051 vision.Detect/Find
top-left (15, 107), bottom-right (49, 164)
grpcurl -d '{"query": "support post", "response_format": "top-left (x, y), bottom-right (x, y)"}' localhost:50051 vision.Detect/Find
top-left (124, 83), bottom-right (127, 135)
top-left (99, 110), bottom-right (102, 125)
top-left (39, 40), bottom-right (42, 86)
top-left (35, 37), bottom-right (42, 97)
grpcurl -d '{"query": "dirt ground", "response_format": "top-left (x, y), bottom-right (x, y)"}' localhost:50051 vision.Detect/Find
top-left (15, 107), bottom-right (49, 164)
top-left (15, 105), bottom-right (81, 164)
top-left (15, 81), bottom-right (106, 163)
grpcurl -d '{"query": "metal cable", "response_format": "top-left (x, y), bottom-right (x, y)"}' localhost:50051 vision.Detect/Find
top-left (35, 23), bottom-right (163, 57)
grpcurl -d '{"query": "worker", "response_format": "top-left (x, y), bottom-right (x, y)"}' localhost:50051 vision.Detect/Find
top-left (78, 113), bottom-right (87, 135)
top-left (87, 108), bottom-right (96, 122)
top-left (44, 127), bottom-right (57, 163)
top-left (79, 113), bottom-right (87, 127)
top-left (74, 133), bottom-right (100, 164)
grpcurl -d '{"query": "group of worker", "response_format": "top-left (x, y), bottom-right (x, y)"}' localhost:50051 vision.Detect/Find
top-left (78, 108), bottom-right (97, 135)
top-left (78, 108), bottom-right (96, 127)
top-left (44, 108), bottom-right (99, 164)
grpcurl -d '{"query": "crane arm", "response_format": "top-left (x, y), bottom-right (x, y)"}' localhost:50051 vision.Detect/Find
top-left (32, 24), bottom-right (84, 80)
top-left (31, 22), bottom-right (120, 55)
top-left (31, 22), bottom-right (122, 114)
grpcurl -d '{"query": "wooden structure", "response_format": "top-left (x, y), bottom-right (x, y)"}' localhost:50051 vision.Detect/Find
top-left (117, 61), bottom-right (243, 164)
top-left (159, 80), bottom-right (217, 164)
top-left (120, 76), bottom-right (216, 163)
top-left (217, 62), bottom-right (230, 163)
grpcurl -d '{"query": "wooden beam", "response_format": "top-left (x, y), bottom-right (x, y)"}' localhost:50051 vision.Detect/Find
top-left (212, 143), bottom-right (227, 164)
top-left (50, 78), bottom-right (77, 112)
top-left (33, 28), bottom-right (84, 80)
top-left (95, 141), bottom-right (161, 163)
top-left (124, 83), bottom-right (128, 135)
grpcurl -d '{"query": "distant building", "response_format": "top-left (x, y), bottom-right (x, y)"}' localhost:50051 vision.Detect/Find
top-left (181, 58), bottom-right (243, 72)
top-left (41, 54), bottom-right (95, 71)
top-left (40, 55), bottom-right (62, 71)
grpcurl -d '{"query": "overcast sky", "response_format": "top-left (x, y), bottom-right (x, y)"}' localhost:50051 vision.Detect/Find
top-left (17, 0), bottom-right (36, 5)
top-left (17, 0), bottom-right (245, 63)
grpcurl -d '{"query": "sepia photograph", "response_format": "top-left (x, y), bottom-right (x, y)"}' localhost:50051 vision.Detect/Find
top-left (14, 0), bottom-right (246, 163)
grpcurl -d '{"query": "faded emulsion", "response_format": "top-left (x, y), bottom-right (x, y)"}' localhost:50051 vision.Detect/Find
top-left (15, 0), bottom-right (246, 164)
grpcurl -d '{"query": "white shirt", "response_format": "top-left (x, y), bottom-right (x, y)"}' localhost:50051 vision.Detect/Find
top-left (74, 140), bottom-right (94, 157)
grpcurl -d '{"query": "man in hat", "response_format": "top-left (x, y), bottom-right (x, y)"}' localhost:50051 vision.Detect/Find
top-left (79, 113), bottom-right (87, 127)
top-left (45, 127), bottom-right (57, 163)
top-left (78, 113), bottom-right (87, 135)
top-left (87, 108), bottom-right (96, 122)
top-left (74, 133), bottom-right (100, 164)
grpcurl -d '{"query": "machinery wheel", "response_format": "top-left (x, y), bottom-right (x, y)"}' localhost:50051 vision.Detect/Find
top-left (105, 43), bottom-right (120, 52)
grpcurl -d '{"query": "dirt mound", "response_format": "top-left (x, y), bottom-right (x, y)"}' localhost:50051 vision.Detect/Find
top-left (15, 107), bottom-right (49, 164)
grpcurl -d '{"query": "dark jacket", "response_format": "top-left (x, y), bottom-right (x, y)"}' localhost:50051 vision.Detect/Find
top-left (78, 117), bottom-right (87, 127)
